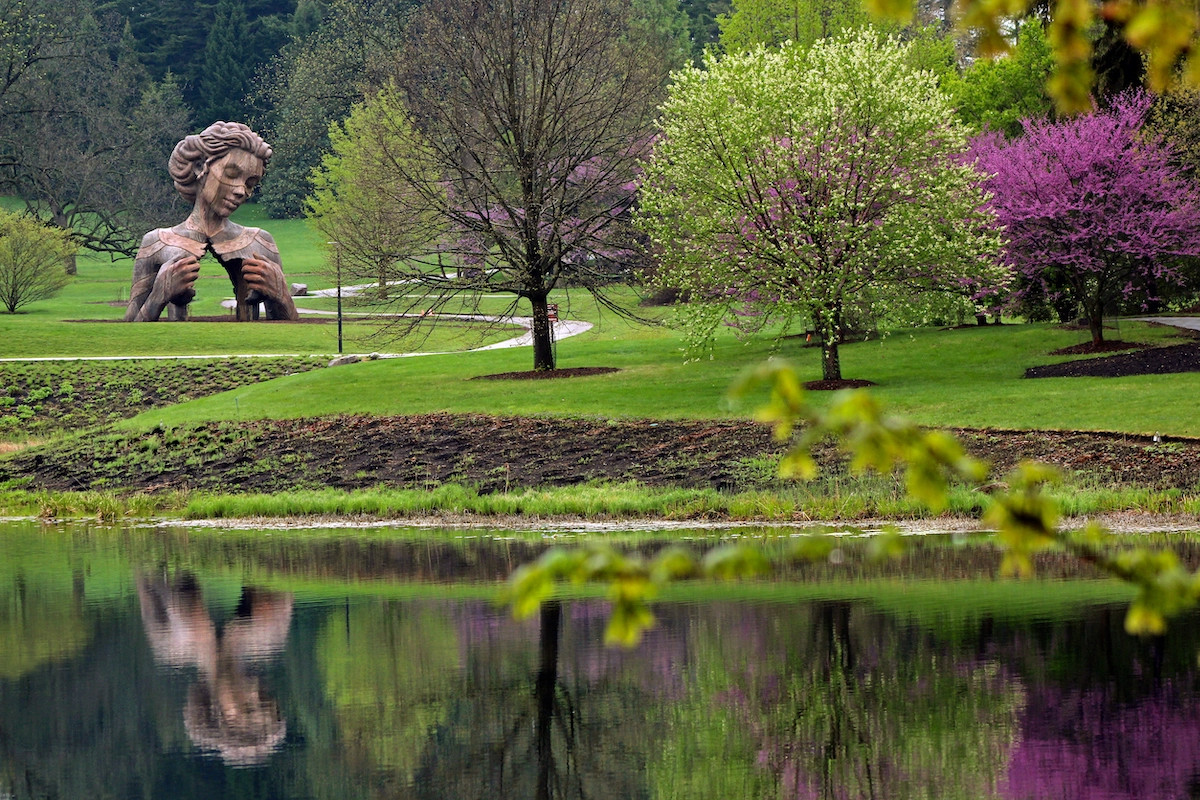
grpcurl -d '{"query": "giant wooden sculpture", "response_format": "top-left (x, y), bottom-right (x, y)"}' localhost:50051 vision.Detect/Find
top-left (124, 122), bottom-right (299, 322)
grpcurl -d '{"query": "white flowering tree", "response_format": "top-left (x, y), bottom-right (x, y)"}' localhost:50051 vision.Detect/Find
top-left (637, 31), bottom-right (1006, 383)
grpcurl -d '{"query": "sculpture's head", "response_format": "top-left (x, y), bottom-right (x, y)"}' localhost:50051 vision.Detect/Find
top-left (169, 122), bottom-right (273, 216)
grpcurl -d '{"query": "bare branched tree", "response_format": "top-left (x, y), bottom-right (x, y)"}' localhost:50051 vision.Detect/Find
top-left (0, 5), bottom-right (190, 270)
top-left (347, 0), bottom-right (676, 371)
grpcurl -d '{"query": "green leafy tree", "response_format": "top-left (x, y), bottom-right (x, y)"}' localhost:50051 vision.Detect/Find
top-left (678, 0), bottom-right (732, 60)
top-left (1150, 82), bottom-right (1200, 179)
top-left (253, 0), bottom-right (413, 218)
top-left (306, 84), bottom-right (445, 299)
top-left (0, 209), bottom-right (75, 313)
top-left (945, 18), bottom-right (1054, 136)
top-left (0, 9), bottom-right (190, 265)
top-left (290, 0), bottom-right (329, 38)
top-left (637, 30), bottom-right (1004, 382)
top-left (634, 0), bottom-right (695, 69)
top-left (98, 0), bottom-right (293, 123)
top-left (0, 0), bottom-right (85, 105)
top-left (718, 0), bottom-right (872, 51)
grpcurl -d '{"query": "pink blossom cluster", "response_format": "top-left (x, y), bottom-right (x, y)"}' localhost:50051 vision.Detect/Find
top-left (969, 92), bottom-right (1200, 318)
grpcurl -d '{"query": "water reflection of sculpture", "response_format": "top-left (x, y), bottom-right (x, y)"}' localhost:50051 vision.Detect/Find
top-left (124, 121), bottom-right (299, 322)
top-left (137, 573), bottom-right (293, 766)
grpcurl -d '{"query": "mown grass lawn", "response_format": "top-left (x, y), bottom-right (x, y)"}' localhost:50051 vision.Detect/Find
top-left (5, 202), bottom-right (1198, 436)
top-left (119, 313), bottom-right (1200, 436)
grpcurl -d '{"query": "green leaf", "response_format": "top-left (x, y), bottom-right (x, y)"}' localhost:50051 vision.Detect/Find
top-left (789, 534), bottom-right (835, 562)
top-left (1125, 601), bottom-right (1167, 636)
top-left (864, 0), bottom-right (913, 23)
top-left (867, 527), bottom-right (907, 562)
top-left (651, 547), bottom-right (701, 582)
top-left (605, 597), bottom-right (656, 646)
top-left (702, 544), bottom-right (773, 579)
top-left (504, 565), bottom-right (554, 619)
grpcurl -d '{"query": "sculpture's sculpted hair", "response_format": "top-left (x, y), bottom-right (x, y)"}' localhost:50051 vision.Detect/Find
top-left (169, 121), bottom-right (273, 203)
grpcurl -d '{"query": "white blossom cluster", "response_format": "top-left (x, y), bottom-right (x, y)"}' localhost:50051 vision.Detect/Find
top-left (637, 30), bottom-right (1007, 376)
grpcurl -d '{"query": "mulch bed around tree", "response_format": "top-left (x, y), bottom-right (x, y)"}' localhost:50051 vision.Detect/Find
top-left (473, 367), bottom-right (621, 380)
top-left (1026, 342), bottom-right (1200, 378)
top-left (804, 379), bottom-right (877, 390)
top-left (1048, 340), bottom-right (1152, 356)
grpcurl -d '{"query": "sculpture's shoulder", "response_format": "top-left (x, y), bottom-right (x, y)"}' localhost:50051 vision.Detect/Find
top-left (210, 225), bottom-right (280, 260)
top-left (134, 228), bottom-right (171, 262)
top-left (246, 227), bottom-right (281, 257)
top-left (137, 226), bottom-right (206, 261)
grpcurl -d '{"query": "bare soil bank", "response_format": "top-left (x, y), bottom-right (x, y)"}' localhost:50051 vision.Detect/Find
top-left (2, 413), bottom-right (1196, 495)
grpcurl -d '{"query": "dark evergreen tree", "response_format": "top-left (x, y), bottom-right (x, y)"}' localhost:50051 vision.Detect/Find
top-left (97, 0), bottom-right (295, 125)
top-left (253, 0), bottom-right (413, 217)
top-left (199, 0), bottom-right (252, 124)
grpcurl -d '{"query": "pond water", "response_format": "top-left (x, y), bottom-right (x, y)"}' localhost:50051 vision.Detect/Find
top-left (2, 520), bottom-right (1200, 799)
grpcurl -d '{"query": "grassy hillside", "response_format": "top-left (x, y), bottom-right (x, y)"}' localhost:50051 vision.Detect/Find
top-left (121, 317), bottom-right (1200, 436)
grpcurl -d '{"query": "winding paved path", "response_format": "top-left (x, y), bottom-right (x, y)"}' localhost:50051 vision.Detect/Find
top-left (0, 290), bottom-right (592, 363)
top-left (1130, 316), bottom-right (1200, 332)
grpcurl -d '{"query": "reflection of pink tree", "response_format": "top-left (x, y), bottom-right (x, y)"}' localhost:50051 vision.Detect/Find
top-left (970, 91), bottom-right (1200, 345)
top-left (1004, 685), bottom-right (1200, 799)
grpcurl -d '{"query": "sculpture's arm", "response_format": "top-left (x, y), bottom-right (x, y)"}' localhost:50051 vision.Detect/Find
top-left (242, 231), bottom-right (299, 321)
top-left (124, 233), bottom-right (201, 322)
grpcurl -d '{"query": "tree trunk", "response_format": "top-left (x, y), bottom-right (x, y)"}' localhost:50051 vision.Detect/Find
top-left (1088, 301), bottom-right (1105, 345)
top-left (534, 601), bottom-right (561, 800)
top-left (530, 293), bottom-right (556, 371)
top-left (51, 212), bottom-right (77, 275)
top-left (821, 338), bottom-right (841, 382)
top-left (818, 304), bottom-right (843, 381)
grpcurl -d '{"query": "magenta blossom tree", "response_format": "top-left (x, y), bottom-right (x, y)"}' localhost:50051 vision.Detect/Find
top-left (971, 91), bottom-right (1200, 346)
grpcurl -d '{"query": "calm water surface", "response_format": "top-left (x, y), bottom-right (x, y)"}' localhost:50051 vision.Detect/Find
top-left (2, 520), bottom-right (1200, 799)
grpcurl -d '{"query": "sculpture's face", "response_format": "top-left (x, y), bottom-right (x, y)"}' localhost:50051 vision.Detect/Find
top-left (198, 149), bottom-right (264, 217)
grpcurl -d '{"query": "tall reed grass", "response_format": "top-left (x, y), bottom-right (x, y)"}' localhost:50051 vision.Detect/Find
top-left (2, 479), bottom-right (1195, 524)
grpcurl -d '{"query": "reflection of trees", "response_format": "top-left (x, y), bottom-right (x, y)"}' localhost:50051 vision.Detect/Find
top-left (315, 597), bottom-right (665, 799)
top-left (1005, 684), bottom-right (1200, 798)
top-left (315, 599), bottom-right (461, 792)
top-left (11, 520), bottom-right (1200, 799)
top-left (138, 574), bottom-right (293, 767)
top-left (416, 600), bottom-right (655, 800)
top-left (650, 602), bottom-right (1025, 800)
top-left (0, 568), bottom-right (92, 680)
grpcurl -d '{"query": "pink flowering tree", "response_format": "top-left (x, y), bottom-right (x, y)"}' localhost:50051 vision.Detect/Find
top-left (637, 31), bottom-right (1006, 383)
top-left (970, 91), bottom-right (1200, 347)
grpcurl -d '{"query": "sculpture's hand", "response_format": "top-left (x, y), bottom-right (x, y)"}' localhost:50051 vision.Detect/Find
top-left (158, 254), bottom-right (201, 305)
top-left (242, 254), bottom-right (299, 321)
top-left (241, 255), bottom-right (289, 302)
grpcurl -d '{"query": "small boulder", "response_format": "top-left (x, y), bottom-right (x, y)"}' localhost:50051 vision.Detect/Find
top-left (290, 283), bottom-right (308, 296)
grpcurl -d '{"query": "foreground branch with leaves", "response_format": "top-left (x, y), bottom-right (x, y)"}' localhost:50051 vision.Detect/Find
top-left (503, 360), bottom-right (1200, 644)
